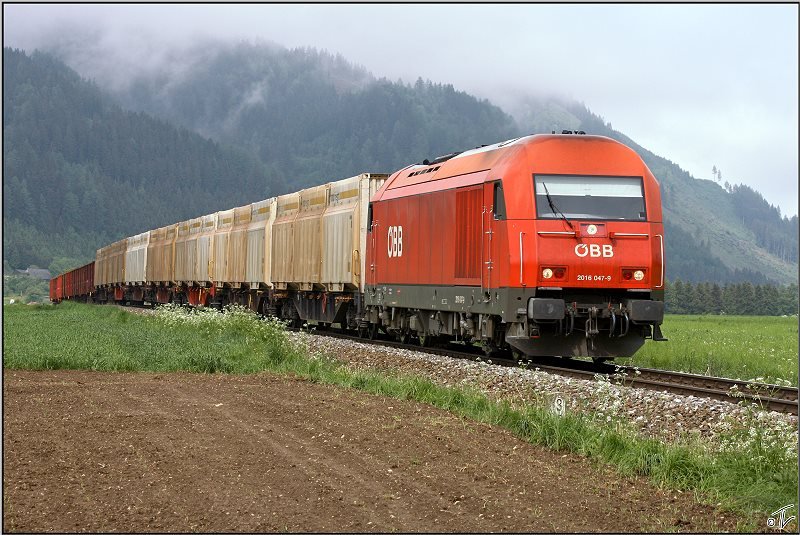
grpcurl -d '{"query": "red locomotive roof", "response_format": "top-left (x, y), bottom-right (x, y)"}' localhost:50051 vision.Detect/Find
top-left (372, 134), bottom-right (661, 221)
top-left (376, 137), bottom-right (523, 198)
top-left (373, 134), bottom-right (655, 204)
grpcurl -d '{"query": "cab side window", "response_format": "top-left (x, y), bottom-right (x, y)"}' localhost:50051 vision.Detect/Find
top-left (493, 181), bottom-right (506, 220)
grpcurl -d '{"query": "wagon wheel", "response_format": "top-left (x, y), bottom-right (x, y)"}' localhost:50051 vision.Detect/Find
top-left (357, 325), bottom-right (368, 339)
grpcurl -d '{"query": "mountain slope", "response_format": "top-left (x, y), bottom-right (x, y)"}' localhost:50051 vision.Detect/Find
top-left (114, 42), bottom-right (519, 190)
top-left (3, 47), bottom-right (284, 270)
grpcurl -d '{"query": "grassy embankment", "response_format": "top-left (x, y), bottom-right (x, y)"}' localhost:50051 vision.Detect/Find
top-left (4, 302), bottom-right (797, 531)
top-left (631, 315), bottom-right (798, 387)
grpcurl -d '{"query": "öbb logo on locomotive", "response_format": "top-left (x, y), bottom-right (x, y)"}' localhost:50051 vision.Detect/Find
top-left (574, 243), bottom-right (614, 258)
top-left (387, 225), bottom-right (403, 258)
top-left (51, 132), bottom-right (666, 362)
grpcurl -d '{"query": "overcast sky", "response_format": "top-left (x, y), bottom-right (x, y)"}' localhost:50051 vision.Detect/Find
top-left (5, 3), bottom-right (798, 216)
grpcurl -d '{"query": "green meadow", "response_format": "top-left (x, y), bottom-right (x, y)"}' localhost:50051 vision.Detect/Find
top-left (631, 315), bottom-right (798, 387)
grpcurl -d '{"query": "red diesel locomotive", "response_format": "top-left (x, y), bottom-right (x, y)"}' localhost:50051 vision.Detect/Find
top-left (364, 132), bottom-right (666, 359)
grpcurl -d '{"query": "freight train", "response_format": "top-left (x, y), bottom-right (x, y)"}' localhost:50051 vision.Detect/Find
top-left (50, 132), bottom-right (666, 360)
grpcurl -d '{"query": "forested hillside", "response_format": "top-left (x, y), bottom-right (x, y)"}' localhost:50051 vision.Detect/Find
top-left (3, 47), bottom-right (283, 270)
top-left (3, 43), bottom-right (797, 288)
top-left (3, 45), bottom-right (517, 272)
top-left (666, 279), bottom-right (798, 315)
top-left (115, 43), bottom-right (519, 189)
top-left (728, 183), bottom-right (798, 263)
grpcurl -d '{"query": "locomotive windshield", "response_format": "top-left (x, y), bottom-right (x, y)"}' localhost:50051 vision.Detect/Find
top-left (534, 175), bottom-right (646, 221)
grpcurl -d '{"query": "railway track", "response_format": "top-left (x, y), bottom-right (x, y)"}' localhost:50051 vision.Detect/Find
top-left (299, 327), bottom-right (799, 416)
top-left (611, 365), bottom-right (798, 415)
top-left (514, 357), bottom-right (798, 416)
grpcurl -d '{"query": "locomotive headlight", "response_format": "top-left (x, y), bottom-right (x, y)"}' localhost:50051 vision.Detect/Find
top-left (542, 268), bottom-right (554, 279)
top-left (634, 270), bottom-right (645, 281)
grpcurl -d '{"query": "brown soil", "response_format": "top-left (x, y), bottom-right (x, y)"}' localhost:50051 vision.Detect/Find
top-left (3, 370), bottom-right (739, 532)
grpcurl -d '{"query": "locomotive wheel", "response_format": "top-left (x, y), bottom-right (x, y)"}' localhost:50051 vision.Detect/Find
top-left (367, 323), bottom-right (378, 340)
top-left (418, 333), bottom-right (435, 347)
top-left (481, 340), bottom-right (503, 359)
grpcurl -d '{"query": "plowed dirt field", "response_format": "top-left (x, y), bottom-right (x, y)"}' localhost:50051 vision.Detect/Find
top-left (3, 370), bottom-right (739, 532)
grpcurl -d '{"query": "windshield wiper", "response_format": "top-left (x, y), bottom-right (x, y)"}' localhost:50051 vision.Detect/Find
top-left (541, 182), bottom-right (575, 231)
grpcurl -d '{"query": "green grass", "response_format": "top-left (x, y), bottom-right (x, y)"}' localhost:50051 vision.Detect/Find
top-left (2, 301), bottom-right (303, 374)
top-left (631, 315), bottom-right (798, 386)
top-left (3, 302), bottom-right (797, 530)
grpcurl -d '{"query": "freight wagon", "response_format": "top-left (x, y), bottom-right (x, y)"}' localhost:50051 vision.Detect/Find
top-left (83, 172), bottom-right (386, 316)
top-left (49, 261), bottom-right (94, 303)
